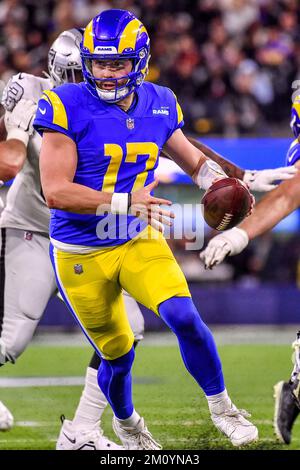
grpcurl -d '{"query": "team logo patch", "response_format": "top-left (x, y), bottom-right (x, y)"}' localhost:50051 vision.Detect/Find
top-left (24, 231), bottom-right (33, 241)
top-left (74, 264), bottom-right (83, 275)
top-left (126, 118), bottom-right (135, 130)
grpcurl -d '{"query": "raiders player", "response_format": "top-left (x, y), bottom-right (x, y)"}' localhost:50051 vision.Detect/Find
top-left (0, 28), bottom-right (144, 450)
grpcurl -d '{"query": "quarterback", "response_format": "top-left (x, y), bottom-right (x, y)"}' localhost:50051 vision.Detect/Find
top-left (36, 9), bottom-right (258, 449)
top-left (200, 95), bottom-right (300, 445)
top-left (0, 28), bottom-right (145, 449)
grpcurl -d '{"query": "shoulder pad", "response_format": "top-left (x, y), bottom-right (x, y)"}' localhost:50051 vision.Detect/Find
top-left (1, 73), bottom-right (51, 112)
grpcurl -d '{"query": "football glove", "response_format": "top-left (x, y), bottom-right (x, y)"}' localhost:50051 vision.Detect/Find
top-left (243, 166), bottom-right (297, 192)
top-left (4, 98), bottom-right (37, 144)
top-left (200, 227), bottom-right (249, 269)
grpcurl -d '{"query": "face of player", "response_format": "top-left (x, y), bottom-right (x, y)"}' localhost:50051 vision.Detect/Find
top-left (91, 59), bottom-right (133, 92)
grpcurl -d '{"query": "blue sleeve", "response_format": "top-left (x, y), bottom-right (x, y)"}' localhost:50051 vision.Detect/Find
top-left (33, 88), bottom-right (75, 142)
top-left (286, 141), bottom-right (300, 166)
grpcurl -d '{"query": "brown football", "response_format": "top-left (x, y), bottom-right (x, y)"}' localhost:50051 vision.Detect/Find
top-left (201, 177), bottom-right (252, 231)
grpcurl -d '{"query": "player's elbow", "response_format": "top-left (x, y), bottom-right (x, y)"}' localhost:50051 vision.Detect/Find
top-left (3, 161), bottom-right (23, 180)
top-left (43, 188), bottom-right (63, 209)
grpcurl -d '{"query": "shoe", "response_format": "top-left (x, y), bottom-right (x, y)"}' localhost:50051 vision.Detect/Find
top-left (211, 404), bottom-right (258, 447)
top-left (56, 416), bottom-right (124, 450)
top-left (112, 416), bottom-right (162, 450)
top-left (0, 401), bottom-right (14, 431)
top-left (273, 381), bottom-right (300, 444)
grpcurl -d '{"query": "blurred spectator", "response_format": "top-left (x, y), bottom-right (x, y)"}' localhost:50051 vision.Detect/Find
top-left (0, 0), bottom-right (299, 135)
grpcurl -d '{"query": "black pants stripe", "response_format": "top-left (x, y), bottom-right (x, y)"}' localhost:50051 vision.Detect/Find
top-left (0, 228), bottom-right (6, 335)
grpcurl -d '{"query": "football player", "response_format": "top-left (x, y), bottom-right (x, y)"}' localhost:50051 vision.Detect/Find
top-left (200, 95), bottom-right (300, 445)
top-left (0, 28), bottom-right (145, 449)
top-left (35, 9), bottom-right (260, 450)
top-left (0, 21), bottom-right (294, 450)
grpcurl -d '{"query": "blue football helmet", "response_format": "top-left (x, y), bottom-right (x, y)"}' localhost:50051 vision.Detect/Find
top-left (290, 95), bottom-right (300, 138)
top-left (80, 9), bottom-right (150, 102)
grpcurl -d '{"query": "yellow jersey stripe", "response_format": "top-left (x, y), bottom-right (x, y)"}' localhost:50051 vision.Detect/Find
top-left (83, 20), bottom-right (94, 53)
top-left (118, 19), bottom-right (141, 53)
top-left (40, 93), bottom-right (51, 105)
top-left (176, 100), bottom-right (183, 125)
top-left (43, 90), bottom-right (68, 130)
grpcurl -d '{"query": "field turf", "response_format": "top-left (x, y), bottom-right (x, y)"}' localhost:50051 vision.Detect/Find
top-left (0, 341), bottom-right (299, 450)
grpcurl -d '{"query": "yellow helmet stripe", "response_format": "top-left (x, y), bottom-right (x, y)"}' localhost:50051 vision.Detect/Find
top-left (83, 20), bottom-right (94, 52)
top-left (118, 19), bottom-right (142, 53)
top-left (43, 90), bottom-right (68, 130)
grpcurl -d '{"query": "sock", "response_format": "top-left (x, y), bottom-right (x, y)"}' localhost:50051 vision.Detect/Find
top-left (97, 347), bottom-right (135, 419)
top-left (115, 409), bottom-right (141, 428)
top-left (206, 389), bottom-right (232, 414)
top-left (72, 366), bottom-right (108, 429)
top-left (159, 296), bottom-right (225, 396)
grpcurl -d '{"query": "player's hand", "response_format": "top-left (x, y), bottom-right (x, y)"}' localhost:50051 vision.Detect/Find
top-left (199, 227), bottom-right (249, 269)
top-left (243, 166), bottom-right (298, 192)
top-left (4, 98), bottom-right (37, 136)
top-left (131, 180), bottom-right (175, 232)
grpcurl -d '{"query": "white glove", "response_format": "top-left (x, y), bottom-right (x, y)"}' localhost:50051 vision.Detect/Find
top-left (200, 227), bottom-right (249, 269)
top-left (4, 98), bottom-right (37, 145)
top-left (243, 166), bottom-right (298, 192)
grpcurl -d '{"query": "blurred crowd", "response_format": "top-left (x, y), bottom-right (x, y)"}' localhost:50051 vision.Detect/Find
top-left (0, 0), bottom-right (299, 136)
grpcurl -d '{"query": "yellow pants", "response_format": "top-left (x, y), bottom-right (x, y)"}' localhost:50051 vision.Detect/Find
top-left (51, 227), bottom-right (190, 360)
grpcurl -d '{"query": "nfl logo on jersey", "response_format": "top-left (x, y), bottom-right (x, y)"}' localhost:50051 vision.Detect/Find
top-left (74, 264), bottom-right (83, 275)
top-left (126, 118), bottom-right (134, 130)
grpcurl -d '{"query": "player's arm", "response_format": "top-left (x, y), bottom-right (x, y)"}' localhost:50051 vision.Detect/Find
top-left (163, 128), bottom-right (229, 190)
top-left (0, 98), bottom-right (37, 181)
top-left (162, 135), bottom-right (297, 191)
top-left (200, 161), bottom-right (300, 268)
top-left (40, 131), bottom-right (173, 228)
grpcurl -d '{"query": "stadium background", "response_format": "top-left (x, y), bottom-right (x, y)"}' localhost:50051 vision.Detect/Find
top-left (1, 0), bottom-right (300, 451)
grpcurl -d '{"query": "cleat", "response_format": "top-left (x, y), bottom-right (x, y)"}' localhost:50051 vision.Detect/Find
top-left (211, 404), bottom-right (258, 447)
top-left (112, 416), bottom-right (162, 450)
top-left (56, 417), bottom-right (124, 450)
top-left (0, 401), bottom-right (14, 431)
top-left (273, 380), bottom-right (300, 444)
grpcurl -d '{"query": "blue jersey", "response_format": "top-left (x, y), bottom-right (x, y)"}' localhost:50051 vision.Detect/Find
top-left (286, 138), bottom-right (300, 167)
top-left (33, 81), bottom-right (183, 247)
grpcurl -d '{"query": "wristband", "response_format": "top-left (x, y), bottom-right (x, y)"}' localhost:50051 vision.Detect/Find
top-left (111, 193), bottom-right (129, 215)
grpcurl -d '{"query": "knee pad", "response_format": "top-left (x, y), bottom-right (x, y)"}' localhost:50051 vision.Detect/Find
top-left (159, 296), bottom-right (206, 338)
top-left (100, 331), bottom-right (134, 360)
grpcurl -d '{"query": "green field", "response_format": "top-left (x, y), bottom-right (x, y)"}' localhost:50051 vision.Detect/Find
top-left (0, 341), bottom-right (299, 450)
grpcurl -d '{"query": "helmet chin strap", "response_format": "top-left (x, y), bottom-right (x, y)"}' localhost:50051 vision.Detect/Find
top-left (96, 85), bottom-right (130, 103)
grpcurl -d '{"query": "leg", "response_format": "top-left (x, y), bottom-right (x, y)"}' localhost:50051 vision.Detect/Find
top-left (0, 229), bottom-right (57, 431)
top-left (51, 245), bottom-right (143, 449)
top-left (57, 279), bottom-right (144, 447)
top-left (274, 330), bottom-right (300, 444)
top-left (120, 228), bottom-right (258, 446)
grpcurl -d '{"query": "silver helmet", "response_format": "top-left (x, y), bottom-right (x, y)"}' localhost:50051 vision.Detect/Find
top-left (48, 28), bottom-right (83, 87)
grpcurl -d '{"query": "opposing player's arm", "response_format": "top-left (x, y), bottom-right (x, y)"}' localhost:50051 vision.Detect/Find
top-left (162, 136), bottom-right (245, 180)
top-left (0, 138), bottom-right (27, 181)
top-left (0, 92), bottom-right (37, 181)
top-left (164, 128), bottom-right (229, 190)
top-left (239, 160), bottom-right (300, 239)
top-left (200, 161), bottom-right (300, 268)
top-left (40, 131), bottom-right (173, 227)
top-left (162, 134), bottom-right (297, 191)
